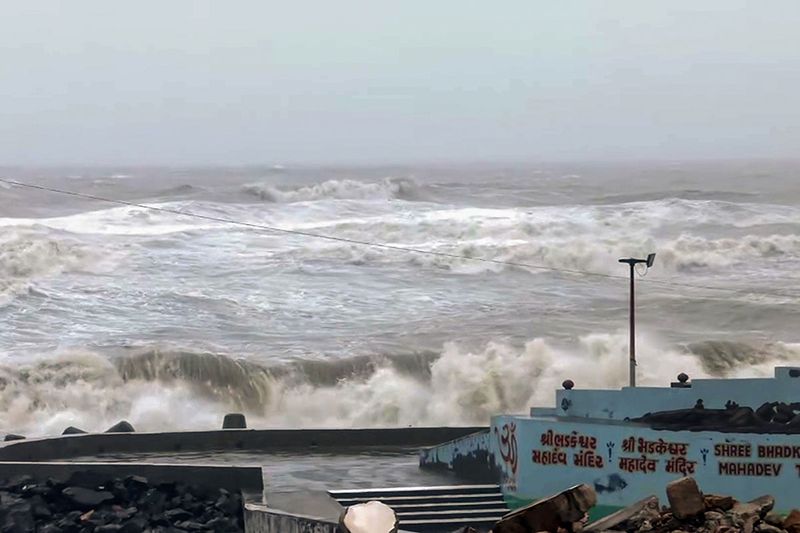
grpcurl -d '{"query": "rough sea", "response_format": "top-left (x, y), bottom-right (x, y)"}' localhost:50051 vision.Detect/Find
top-left (2, 160), bottom-right (800, 436)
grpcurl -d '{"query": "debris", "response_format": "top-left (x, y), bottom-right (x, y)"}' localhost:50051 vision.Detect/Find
top-left (494, 477), bottom-right (788, 533)
top-left (666, 477), bottom-right (705, 520)
top-left (493, 484), bottom-right (596, 533)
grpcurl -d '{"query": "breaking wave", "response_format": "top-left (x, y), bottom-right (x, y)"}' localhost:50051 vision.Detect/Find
top-left (0, 229), bottom-right (99, 303)
top-left (241, 177), bottom-right (424, 203)
top-left (2, 335), bottom-right (798, 437)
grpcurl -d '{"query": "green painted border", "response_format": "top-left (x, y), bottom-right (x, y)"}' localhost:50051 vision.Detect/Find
top-left (504, 495), bottom-right (622, 521)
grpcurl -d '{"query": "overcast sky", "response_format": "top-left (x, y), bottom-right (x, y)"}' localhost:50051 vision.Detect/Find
top-left (1, 1), bottom-right (798, 165)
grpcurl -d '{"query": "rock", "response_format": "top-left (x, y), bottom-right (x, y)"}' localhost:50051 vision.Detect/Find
top-left (165, 508), bottom-right (193, 521)
top-left (3, 434), bottom-right (25, 441)
top-left (705, 511), bottom-right (725, 521)
top-left (175, 522), bottom-right (207, 532)
top-left (39, 525), bottom-right (64, 533)
top-left (119, 520), bottom-right (146, 533)
top-left (757, 524), bottom-right (785, 533)
top-left (784, 509), bottom-right (800, 533)
top-left (62, 486), bottom-right (114, 508)
top-left (666, 477), bottom-right (705, 520)
top-left (494, 484), bottom-right (597, 533)
top-left (733, 495), bottom-right (775, 519)
top-left (705, 494), bottom-right (735, 511)
top-left (95, 526), bottom-right (123, 533)
top-left (62, 426), bottom-right (88, 435)
top-left (765, 512), bottom-right (785, 527)
top-left (585, 496), bottom-right (660, 532)
top-left (222, 413), bottom-right (247, 429)
top-left (106, 420), bottom-right (135, 433)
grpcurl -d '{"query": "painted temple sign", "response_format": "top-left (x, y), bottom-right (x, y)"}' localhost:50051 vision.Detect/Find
top-left (528, 427), bottom-right (800, 480)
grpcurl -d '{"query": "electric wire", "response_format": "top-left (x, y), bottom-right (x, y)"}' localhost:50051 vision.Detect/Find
top-left (1, 177), bottom-right (797, 301)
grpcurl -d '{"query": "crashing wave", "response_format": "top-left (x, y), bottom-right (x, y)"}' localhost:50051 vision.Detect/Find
top-left (2, 335), bottom-right (797, 436)
top-left (241, 177), bottom-right (424, 203)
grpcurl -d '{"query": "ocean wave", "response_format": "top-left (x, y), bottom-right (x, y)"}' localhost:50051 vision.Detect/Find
top-left (0, 229), bottom-right (99, 303)
top-left (241, 177), bottom-right (424, 203)
top-left (2, 335), bottom-right (797, 436)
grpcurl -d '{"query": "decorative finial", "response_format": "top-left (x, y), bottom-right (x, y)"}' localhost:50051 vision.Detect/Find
top-left (562, 379), bottom-right (575, 390)
top-left (677, 372), bottom-right (689, 384)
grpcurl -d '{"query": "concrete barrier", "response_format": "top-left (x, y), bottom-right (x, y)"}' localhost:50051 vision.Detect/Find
top-left (0, 461), bottom-right (264, 493)
top-left (0, 427), bottom-right (486, 462)
top-left (244, 500), bottom-right (340, 533)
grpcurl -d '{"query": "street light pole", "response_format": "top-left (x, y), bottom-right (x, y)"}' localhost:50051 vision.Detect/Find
top-left (618, 253), bottom-right (656, 388)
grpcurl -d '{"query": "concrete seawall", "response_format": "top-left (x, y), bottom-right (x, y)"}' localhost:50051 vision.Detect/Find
top-left (0, 426), bottom-right (486, 461)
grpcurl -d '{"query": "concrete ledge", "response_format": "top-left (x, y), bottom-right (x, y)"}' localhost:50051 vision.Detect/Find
top-left (244, 500), bottom-right (340, 533)
top-left (0, 427), bottom-right (486, 462)
top-left (0, 461), bottom-right (264, 493)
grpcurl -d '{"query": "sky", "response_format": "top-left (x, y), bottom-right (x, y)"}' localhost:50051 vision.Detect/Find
top-left (0, 1), bottom-right (799, 165)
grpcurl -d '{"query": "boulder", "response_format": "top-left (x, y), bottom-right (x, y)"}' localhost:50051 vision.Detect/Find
top-left (62, 487), bottom-right (114, 508)
top-left (3, 434), bottom-right (25, 441)
top-left (340, 501), bottom-right (398, 533)
top-left (784, 509), bottom-right (800, 533)
top-left (62, 426), bottom-right (88, 435)
top-left (764, 512), bottom-right (785, 527)
top-left (105, 420), bottom-right (135, 433)
top-left (757, 524), bottom-right (785, 533)
top-left (494, 484), bottom-right (597, 533)
top-left (705, 494), bottom-right (735, 511)
top-left (666, 477), bottom-right (705, 520)
top-left (222, 413), bottom-right (247, 429)
top-left (733, 495), bottom-right (775, 520)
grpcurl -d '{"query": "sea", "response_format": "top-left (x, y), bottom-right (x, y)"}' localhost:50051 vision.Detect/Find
top-left (1, 160), bottom-right (800, 437)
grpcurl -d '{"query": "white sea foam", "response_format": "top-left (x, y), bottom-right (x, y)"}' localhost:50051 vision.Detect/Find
top-left (2, 335), bottom-right (797, 436)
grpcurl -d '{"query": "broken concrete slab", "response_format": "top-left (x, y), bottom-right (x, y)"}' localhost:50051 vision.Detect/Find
top-left (584, 496), bottom-right (659, 532)
top-left (666, 477), bottom-right (705, 520)
top-left (493, 484), bottom-right (597, 533)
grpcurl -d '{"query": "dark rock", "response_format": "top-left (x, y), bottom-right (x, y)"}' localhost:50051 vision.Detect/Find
top-left (3, 433), bottom-right (25, 441)
top-left (106, 420), bottom-right (135, 433)
top-left (165, 508), bottom-right (193, 521)
top-left (62, 486), bottom-right (114, 508)
top-left (62, 426), bottom-right (88, 435)
top-left (222, 413), bottom-right (247, 429)
top-left (175, 522), bottom-right (207, 532)
top-left (95, 526), bottom-right (123, 533)
top-left (205, 516), bottom-right (240, 532)
top-left (39, 525), bottom-right (64, 533)
top-left (140, 488), bottom-right (168, 513)
top-left (30, 494), bottom-right (53, 518)
top-left (119, 519), bottom-right (146, 533)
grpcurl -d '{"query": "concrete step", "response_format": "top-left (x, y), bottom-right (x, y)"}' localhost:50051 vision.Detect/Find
top-left (334, 492), bottom-right (504, 506)
top-left (330, 484), bottom-right (509, 533)
top-left (330, 484), bottom-right (502, 498)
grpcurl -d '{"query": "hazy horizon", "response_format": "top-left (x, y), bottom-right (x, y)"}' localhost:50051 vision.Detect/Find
top-left (2, 1), bottom-right (799, 166)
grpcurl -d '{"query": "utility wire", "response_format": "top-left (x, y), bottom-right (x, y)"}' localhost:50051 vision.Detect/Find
top-left (1, 177), bottom-right (797, 300)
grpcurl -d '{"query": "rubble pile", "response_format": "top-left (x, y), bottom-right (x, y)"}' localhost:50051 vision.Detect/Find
top-left (469, 477), bottom-right (798, 533)
top-left (0, 474), bottom-right (244, 532)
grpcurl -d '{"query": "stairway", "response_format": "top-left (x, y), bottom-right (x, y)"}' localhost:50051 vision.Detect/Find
top-left (329, 484), bottom-right (510, 532)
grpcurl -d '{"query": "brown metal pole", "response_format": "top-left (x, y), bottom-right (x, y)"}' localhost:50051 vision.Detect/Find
top-left (629, 262), bottom-right (636, 387)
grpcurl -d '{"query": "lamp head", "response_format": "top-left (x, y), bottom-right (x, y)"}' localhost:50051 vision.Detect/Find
top-left (646, 253), bottom-right (656, 268)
